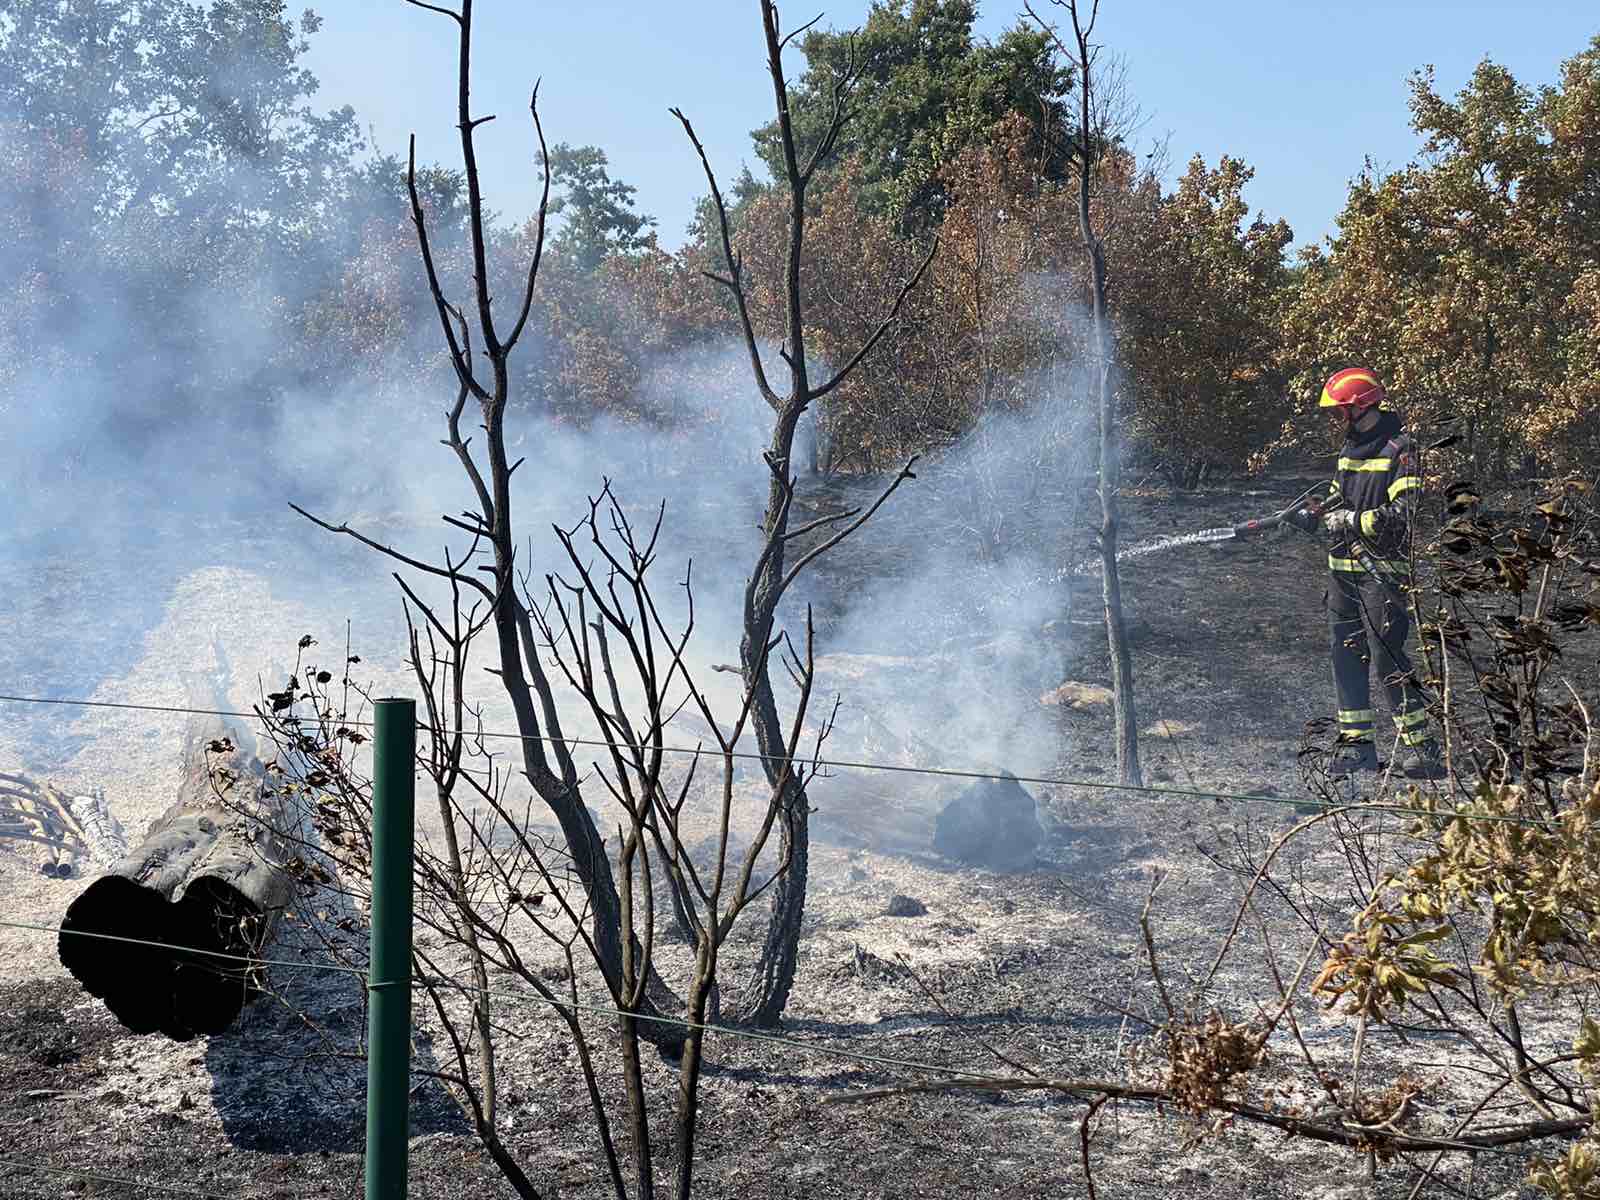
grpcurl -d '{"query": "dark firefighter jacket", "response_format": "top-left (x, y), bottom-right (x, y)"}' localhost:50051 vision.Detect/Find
top-left (1324, 409), bottom-right (1422, 576)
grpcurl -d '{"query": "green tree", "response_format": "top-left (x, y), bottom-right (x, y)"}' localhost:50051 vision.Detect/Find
top-left (684, 163), bottom-right (767, 261)
top-left (750, 0), bottom-right (1074, 227)
top-left (543, 142), bottom-right (657, 271)
top-left (0, 0), bottom-right (360, 237)
top-left (345, 152), bottom-right (469, 236)
top-left (0, 0), bottom-right (375, 495)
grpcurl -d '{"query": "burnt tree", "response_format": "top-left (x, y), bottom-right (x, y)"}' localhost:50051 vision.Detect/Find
top-left (673, 0), bottom-right (935, 1027)
top-left (257, 480), bottom-right (845, 1200)
top-left (294, 0), bottom-right (682, 1047)
top-left (1030, 0), bottom-right (1142, 787)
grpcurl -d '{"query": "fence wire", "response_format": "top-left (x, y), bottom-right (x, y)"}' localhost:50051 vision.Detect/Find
top-left (0, 917), bottom-right (1016, 1085)
top-left (0, 688), bottom-right (1574, 1195)
top-left (0, 690), bottom-right (1532, 825)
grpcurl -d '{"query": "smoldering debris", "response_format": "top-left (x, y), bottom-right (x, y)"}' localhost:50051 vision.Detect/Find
top-left (0, 772), bottom-right (124, 878)
top-left (932, 770), bottom-right (1044, 872)
top-left (883, 893), bottom-right (927, 917)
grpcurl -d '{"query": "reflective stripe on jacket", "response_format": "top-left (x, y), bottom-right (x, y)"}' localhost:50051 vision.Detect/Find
top-left (1326, 411), bottom-right (1421, 574)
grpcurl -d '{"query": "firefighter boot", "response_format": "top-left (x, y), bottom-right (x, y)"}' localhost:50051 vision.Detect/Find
top-left (1329, 737), bottom-right (1379, 777)
top-left (1401, 739), bottom-right (1445, 780)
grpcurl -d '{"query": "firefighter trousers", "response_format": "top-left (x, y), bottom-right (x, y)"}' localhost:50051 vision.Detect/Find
top-left (1327, 571), bottom-right (1429, 750)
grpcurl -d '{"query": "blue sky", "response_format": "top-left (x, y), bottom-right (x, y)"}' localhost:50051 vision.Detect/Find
top-left (303, 2), bottom-right (1598, 252)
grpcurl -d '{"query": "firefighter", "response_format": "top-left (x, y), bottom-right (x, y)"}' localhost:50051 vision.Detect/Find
top-left (1288, 367), bottom-right (1443, 779)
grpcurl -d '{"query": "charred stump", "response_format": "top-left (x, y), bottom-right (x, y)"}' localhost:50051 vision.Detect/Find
top-left (58, 709), bottom-right (295, 1041)
top-left (933, 771), bottom-right (1044, 872)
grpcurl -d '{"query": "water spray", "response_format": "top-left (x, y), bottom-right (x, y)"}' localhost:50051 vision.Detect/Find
top-left (972, 483), bottom-right (1346, 617)
top-left (1069, 482), bottom-right (1340, 576)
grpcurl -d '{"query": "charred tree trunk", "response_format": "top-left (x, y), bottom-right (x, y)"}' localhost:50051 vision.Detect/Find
top-left (738, 611), bottom-right (809, 1027)
top-left (58, 714), bottom-right (294, 1040)
top-left (1069, 0), bottom-right (1142, 788)
top-left (674, 0), bottom-right (933, 1028)
top-left (738, 406), bottom-right (811, 1028)
top-left (372, 0), bottom-right (688, 1053)
top-left (729, 6), bottom-right (822, 1029)
top-left (1094, 341), bottom-right (1142, 788)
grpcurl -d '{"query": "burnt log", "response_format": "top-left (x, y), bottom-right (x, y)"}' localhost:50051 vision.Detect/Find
top-left (58, 702), bottom-right (297, 1041)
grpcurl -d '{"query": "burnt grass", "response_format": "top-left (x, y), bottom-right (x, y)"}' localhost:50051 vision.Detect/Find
top-left (0, 476), bottom-right (1570, 1199)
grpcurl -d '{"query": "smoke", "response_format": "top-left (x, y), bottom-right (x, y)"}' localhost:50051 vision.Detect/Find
top-left (1, 37), bottom-right (1107, 844)
top-left (777, 346), bottom-right (1101, 792)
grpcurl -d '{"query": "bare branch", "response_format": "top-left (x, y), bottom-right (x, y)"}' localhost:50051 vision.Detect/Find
top-left (1078, 1095), bottom-right (1107, 1200)
top-left (288, 502), bottom-right (494, 601)
top-left (1138, 871), bottom-right (1177, 1037)
top-left (403, 0), bottom-right (463, 23)
top-left (825, 1074), bottom-right (1589, 1153)
top-left (406, 134), bottom-right (486, 400)
top-left (777, 456), bottom-right (919, 599)
top-left (798, 32), bottom-right (858, 185)
top-left (670, 106), bottom-right (778, 406)
top-left (440, 303), bottom-right (496, 514)
top-left (777, 10), bottom-right (825, 53)
top-left (505, 81), bottom-right (552, 351)
top-left (448, 0), bottom-right (501, 358)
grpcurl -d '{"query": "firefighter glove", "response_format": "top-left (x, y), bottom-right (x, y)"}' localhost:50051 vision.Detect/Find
top-left (1323, 509), bottom-right (1356, 535)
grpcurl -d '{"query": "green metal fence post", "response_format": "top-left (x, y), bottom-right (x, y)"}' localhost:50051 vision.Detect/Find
top-left (366, 697), bottom-right (415, 1200)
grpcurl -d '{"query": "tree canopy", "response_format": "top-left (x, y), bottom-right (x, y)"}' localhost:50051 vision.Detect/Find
top-left (0, 0), bottom-right (360, 236)
top-left (543, 142), bottom-right (658, 271)
top-left (749, 0), bottom-right (1075, 226)
top-left (4, 0), bottom-right (1595, 487)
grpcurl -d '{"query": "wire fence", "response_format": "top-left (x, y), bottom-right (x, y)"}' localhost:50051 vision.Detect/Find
top-left (0, 912), bottom-right (1048, 1199)
top-left (0, 685), bottom-right (1455, 1093)
top-left (0, 917), bottom-right (1017, 1084)
top-left (0, 690), bottom-right (1533, 825)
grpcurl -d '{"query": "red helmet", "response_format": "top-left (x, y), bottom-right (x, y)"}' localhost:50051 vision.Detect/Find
top-left (1319, 367), bottom-right (1386, 412)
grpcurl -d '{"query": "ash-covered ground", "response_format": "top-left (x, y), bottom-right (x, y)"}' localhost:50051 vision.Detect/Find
top-left (0, 473), bottom-right (1557, 1200)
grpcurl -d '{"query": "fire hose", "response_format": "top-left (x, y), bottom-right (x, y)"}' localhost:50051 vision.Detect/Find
top-left (1230, 483), bottom-right (1426, 775)
top-left (1228, 481), bottom-right (1336, 538)
top-left (1168, 434), bottom-right (1460, 775)
top-left (1227, 481), bottom-right (1406, 583)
